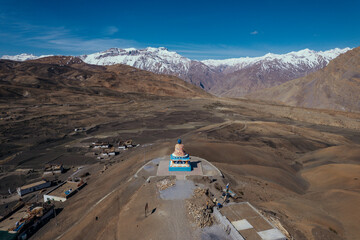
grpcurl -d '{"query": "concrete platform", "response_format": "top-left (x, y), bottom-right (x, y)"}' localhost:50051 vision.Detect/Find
top-left (215, 202), bottom-right (286, 240)
top-left (157, 159), bottom-right (203, 176)
top-left (134, 156), bottom-right (222, 182)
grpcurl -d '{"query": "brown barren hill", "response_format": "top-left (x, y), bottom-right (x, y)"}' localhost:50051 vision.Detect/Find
top-left (0, 56), bottom-right (210, 100)
top-left (210, 60), bottom-right (316, 97)
top-left (247, 46), bottom-right (360, 112)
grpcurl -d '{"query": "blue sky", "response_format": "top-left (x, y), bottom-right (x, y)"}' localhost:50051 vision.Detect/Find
top-left (0, 0), bottom-right (359, 60)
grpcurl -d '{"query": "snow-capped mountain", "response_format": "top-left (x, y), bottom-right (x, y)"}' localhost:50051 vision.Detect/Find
top-left (1, 53), bottom-right (52, 61)
top-left (204, 48), bottom-right (351, 97)
top-left (80, 47), bottom-right (192, 75)
top-left (79, 46), bottom-right (350, 95)
top-left (202, 48), bottom-right (351, 74)
top-left (247, 46), bottom-right (360, 112)
top-left (1, 47), bottom-right (351, 96)
top-left (80, 47), bottom-right (218, 90)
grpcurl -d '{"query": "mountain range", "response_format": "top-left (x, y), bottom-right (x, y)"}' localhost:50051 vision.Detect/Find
top-left (248, 46), bottom-right (360, 112)
top-left (79, 47), bottom-right (221, 90)
top-left (203, 48), bottom-right (350, 97)
top-left (1, 53), bottom-right (52, 61)
top-left (2, 47), bottom-right (350, 98)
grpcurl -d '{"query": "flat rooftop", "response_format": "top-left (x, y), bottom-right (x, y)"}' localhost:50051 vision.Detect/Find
top-left (220, 203), bottom-right (286, 240)
top-left (19, 180), bottom-right (47, 190)
top-left (46, 181), bottom-right (80, 198)
top-left (0, 206), bottom-right (28, 231)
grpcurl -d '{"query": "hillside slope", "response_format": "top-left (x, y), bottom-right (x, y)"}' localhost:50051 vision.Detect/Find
top-left (0, 56), bottom-right (210, 100)
top-left (247, 46), bottom-right (360, 112)
top-left (207, 48), bottom-right (350, 97)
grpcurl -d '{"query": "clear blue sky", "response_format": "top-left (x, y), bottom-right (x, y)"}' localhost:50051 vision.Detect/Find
top-left (0, 0), bottom-right (359, 59)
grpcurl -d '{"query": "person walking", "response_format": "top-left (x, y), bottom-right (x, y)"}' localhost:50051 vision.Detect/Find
top-left (145, 202), bottom-right (149, 217)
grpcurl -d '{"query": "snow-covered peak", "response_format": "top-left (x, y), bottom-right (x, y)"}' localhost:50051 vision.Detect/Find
top-left (80, 47), bottom-right (192, 74)
top-left (317, 47), bottom-right (352, 59)
top-left (201, 48), bottom-right (351, 70)
top-left (1, 53), bottom-right (52, 61)
top-left (145, 47), bottom-right (168, 52)
top-left (124, 47), bottom-right (137, 51)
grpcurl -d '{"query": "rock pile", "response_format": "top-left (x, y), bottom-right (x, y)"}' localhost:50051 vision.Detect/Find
top-left (186, 187), bottom-right (213, 228)
top-left (156, 178), bottom-right (175, 191)
top-left (193, 187), bottom-right (208, 198)
top-left (186, 200), bottom-right (213, 228)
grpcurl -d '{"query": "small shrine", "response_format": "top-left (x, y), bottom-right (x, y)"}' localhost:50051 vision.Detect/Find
top-left (169, 139), bottom-right (191, 171)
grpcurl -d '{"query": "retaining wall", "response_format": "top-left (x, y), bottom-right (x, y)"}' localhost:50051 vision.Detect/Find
top-left (213, 207), bottom-right (245, 240)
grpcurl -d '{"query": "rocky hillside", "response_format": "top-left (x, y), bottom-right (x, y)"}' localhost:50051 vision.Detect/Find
top-left (0, 56), bottom-right (210, 100)
top-left (247, 47), bottom-right (360, 112)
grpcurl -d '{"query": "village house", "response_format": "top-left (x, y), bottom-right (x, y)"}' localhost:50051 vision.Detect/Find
top-left (43, 164), bottom-right (64, 175)
top-left (17, 181), bottom-right (51, 197)
top-left (43, 180), bottom-right (86, 202)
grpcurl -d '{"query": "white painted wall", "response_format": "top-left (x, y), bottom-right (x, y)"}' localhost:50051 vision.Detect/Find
top-left (43, 194), bottom-right (67, 202)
